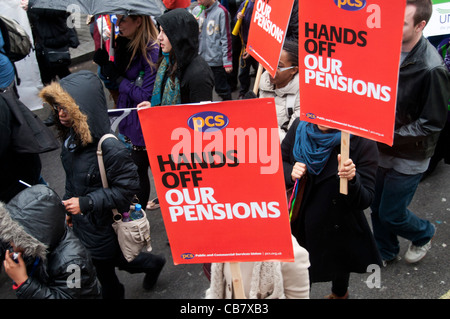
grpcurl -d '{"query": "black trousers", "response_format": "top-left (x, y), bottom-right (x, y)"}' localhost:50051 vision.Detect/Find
top-left (211, 66), bottom-right (232, 100)
top-left (93, 251), bottom-right (165, 299)
top-left (36, 54), bottom-right (71, 85)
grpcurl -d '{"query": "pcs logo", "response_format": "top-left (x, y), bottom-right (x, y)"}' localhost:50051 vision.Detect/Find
top-left (181, 253), bottom-right (195, 260)
top-left (333, 0), bottom-right (366, 11)
top-left (306, 113), bottom-right (316, 119)
top-left (188, 111), bottom-right (229, 132)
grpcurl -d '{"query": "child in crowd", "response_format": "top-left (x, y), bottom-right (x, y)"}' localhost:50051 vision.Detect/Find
top-left (192, 0), bottom-right (233, 101)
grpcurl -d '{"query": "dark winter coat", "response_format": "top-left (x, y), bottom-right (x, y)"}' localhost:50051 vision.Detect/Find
top-left (156, 8), bottom-right (214, 104)
top-left (27, 8), bottom-right (77, 53)
top-left (0, 96), bottom-right (41, 203)
top-left (0, 185), bottom-right (101, 299)
top-left (282, 119), bottom-right (382, 282)
top-left (39, 71), bottom-right (140, 260)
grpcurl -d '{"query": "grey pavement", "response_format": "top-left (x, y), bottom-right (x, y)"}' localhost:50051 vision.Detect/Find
top-left (0, 16), bottom-right (449, 301)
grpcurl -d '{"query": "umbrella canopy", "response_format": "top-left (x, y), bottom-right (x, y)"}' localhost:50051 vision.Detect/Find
top-left (29, 0), bottom-right (166, 16)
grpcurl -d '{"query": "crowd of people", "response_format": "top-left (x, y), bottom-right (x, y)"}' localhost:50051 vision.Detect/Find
top-left (0, 0), bottom-right (449, 300)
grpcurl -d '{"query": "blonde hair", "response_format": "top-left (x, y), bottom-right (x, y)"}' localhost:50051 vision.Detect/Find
top-left (126, 15), bottom-right (159, 71)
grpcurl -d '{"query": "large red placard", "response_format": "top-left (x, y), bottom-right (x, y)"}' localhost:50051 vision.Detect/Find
top-left (138, 99), bottom-right (294, 265)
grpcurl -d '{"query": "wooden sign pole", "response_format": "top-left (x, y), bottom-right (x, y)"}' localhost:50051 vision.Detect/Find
top-left (340, 131), bottom-right (350, 195)
top-left (252, 64), bottom-right (264, 95)
top-left (229, 262), bottom-right (247, 299)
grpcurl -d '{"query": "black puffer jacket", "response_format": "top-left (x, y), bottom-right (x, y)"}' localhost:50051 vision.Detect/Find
top-left (0, 185), bottom-right (101, 299)
top-left (39, 71), bottom-right (140, 259)
top-left (378, 36), bottom-right (450, 159)
top-left (156, 8), bottom-right (214, 104)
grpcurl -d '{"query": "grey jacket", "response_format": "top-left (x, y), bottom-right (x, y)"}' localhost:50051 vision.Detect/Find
top-left (192, 1), bottom-right (232, 67)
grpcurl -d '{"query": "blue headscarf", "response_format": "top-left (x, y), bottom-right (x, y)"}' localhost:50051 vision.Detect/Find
top-left (292, 121), bottom-right (341, 175)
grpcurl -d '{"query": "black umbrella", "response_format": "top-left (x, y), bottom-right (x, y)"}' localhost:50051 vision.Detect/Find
top-left (29, 0), bottom-right (166, 16)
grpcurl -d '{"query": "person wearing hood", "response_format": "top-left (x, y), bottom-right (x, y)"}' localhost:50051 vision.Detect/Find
top-left (0, 184), bottom-right (101, 299)
top-left (138, 8), bottom-right (214, 210)
top-left (39, 70), bottom-right (166, 299)
top-left (259, 40), bottom-right (300, 142)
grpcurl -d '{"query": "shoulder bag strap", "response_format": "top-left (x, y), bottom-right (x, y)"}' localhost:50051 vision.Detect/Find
top-left (97, 133), bottom-right (122, 220)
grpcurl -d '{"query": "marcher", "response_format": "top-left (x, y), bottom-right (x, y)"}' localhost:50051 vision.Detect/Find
top-left (0, 96), bottom-right (42, 203)
top-left (259, 40), bottom-right (299, 142)
top-left (151, 8), bottom-right (214, 105)
top-left (1, 27), bottom-right (55, 202)
top-left (205, 235), bottom-right (310, 299)
top-left (39, 70), bottom-right (166, 299)
top-left (21, 0), bottom-right (77, 85)
top-left (422, 36), bottom-right (450, 179)
top-left (0, 184), bottom-right (101, 299)
top-left (192, 0), bottom-right (233, 101)
top-left (233, 0), bottom-right (259, 99)
top-left (138, 8), bottom-right (214, 210)
top-left (225, 0), bottom-right (243, 92)
top-left (94, 14), bottom-right (159, 207)
top-left (282, 119), bottom-right (382, 299)
top-left (0, 26), bottom-right (15, 95)
top-left (370, 0), bottom-right (450, 265)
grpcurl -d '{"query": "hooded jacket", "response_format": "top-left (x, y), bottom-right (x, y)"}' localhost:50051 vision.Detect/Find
top-left (0, 185), bottom-right (101, 299)
top-left (39, 70), bottom-right (140, 259)
top-left (156, 8), bottom-right (214, 104)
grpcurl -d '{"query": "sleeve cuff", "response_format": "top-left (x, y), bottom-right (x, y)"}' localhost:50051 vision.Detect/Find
top-left (79, 196), bottom-right (93, 215)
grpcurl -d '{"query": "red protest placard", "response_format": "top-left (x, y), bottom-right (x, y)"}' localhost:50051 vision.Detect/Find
top-left (247, 0), bottom-right (295, 77)
top-left (299, 0), bottom-right (406, 146)
top-left (138, 99), bottom-right (294, 265)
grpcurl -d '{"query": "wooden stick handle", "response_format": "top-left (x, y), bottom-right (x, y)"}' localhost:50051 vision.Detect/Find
top-left (229, 262), bottom-right (247, 299)
top-left (252, 64), bottom-right (264, 95)
top-left (340, 131), bottom-right (350, 195)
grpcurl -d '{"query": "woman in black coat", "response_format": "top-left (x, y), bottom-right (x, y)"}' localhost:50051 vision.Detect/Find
top-left (39, 71), bottom-right (165, 299)
top-left (282, 119), bottom-right (382, 299)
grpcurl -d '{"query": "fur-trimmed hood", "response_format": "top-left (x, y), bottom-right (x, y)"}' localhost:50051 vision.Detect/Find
top-left (0, 185), bottom-right (67, 260)
top-left (39, 70), bottom-right (111, 147)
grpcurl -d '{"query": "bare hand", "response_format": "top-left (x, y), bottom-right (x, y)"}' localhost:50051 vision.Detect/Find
top-left (20, 0), bottom-right (29, 10)
top-left (62, 198), bottom-right (81, 215)
top-left (291, 162), bottom-right (307, 181)
top-left (137, 101), bottom-right (151, 109)
top-left (224, 66), bottom-right (233, 74)
top-left (4, 252), bottom-right (28, 286)
top-left (338, 154), bottom-right (356, 181)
